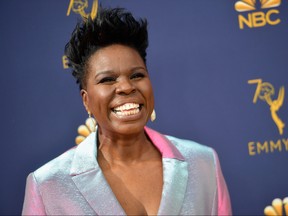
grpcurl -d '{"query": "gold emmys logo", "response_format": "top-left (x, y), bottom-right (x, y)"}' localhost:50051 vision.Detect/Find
top-left (247, 80), bottom-right (288, 156)
top-left (248, 79), bottom-right (285, 135)
top-left (264, 197), bottom-right (288, 216)
top-left (67, 0), bottom-right (98, 20)
top-left (63, 0), bottom-right (98, 69)
top-left (234, 0), bottom-right (281, 29)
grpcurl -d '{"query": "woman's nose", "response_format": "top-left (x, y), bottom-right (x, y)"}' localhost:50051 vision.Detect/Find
top-left (115, 78), bottom-right (136, 95)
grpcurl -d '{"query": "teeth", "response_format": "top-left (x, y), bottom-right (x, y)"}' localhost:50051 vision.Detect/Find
top-left (115, 108), bottom-right (140, 116)
top-left (113, 103), bottom-right (140, 117)
top-left (114, 103), bottom-right (140, 112)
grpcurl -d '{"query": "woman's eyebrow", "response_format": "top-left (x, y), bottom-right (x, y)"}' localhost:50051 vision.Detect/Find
top-left (94, 70), bottom-right (114, 78)
top-left (131, 66), bottom-right (147, 71)
top-left (94, 66), bottom-right (147, 79)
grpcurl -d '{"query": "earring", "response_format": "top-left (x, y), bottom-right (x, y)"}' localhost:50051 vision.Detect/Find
top-left (150, 109), bottom-right (156, 122)
top-left (87, 111), bottom-right (96, 132)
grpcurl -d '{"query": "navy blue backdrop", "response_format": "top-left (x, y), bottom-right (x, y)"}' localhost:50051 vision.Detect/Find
top-left (0, 0), bottom-right (287, 215)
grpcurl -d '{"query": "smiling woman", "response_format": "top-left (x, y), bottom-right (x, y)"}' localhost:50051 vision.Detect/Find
top-left (81, 44), bottom-right (154, 136)
top-left (22, 7), bottom-right (232, 216)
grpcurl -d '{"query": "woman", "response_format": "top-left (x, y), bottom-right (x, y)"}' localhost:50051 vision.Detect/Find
top-left (22, 7), bottom-right (232, 215)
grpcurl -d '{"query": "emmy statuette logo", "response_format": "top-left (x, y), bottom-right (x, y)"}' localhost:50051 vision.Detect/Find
top-left (234, 0), bottom-right (281, 29)
top-left (67, 0), bottom-right (98, 20)
top-left (63, 0), bottom-right (99, 69)
top-left (248, 79), bottom-right (285, 135)
top-left (247, 79), bottom-right (288, 156)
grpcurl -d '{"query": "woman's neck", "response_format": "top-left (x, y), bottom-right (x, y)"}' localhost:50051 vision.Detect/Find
top-left (97, 128), bottom-right (156, 165)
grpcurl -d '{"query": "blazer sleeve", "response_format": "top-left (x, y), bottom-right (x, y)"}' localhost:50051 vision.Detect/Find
top-left (213, 150), bottom-right (232, 216)
top-left (22, 173), bottom-right (46, 215)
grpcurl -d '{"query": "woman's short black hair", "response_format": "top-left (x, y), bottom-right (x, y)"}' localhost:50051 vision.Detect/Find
top-left (65, 7), bottom-right (148, 90)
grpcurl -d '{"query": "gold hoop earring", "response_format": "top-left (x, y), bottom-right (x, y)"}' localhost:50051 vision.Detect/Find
top-left (87, 111), bottom-right (96, 132)
top-left (150, 109), bottom-right (156, 122)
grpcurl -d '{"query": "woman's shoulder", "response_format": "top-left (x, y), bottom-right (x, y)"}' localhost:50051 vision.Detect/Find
top-left (165, 134), bottom-right (213, 152)
top-left (33, 145), bottom-right (77, 183)
top-left (145, 127), bottom-right (216, 162)
top-left (32, 132), bottom-right (97, 184)
top-left (164, 134), bottom-right (216, 162)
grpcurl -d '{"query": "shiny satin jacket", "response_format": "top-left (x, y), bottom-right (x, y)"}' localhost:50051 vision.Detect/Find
top-left (22, 127), bottom-right (232, 215)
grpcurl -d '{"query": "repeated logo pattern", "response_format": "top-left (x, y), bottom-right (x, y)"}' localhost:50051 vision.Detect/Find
top-left (67, 0), bottom-right (98, 20)
top-left (235, 0), bottom-right (281, 12)
top-left (264, 197), bottom-right (288, 216)
top-left (248, 79), bottom-right (285, 135)
top-left (234, 0), bottom-right (282, 29)
top-left (63, 0), bottom-right (99, 70)
top-left (75, 118), bottom-right (96, 145)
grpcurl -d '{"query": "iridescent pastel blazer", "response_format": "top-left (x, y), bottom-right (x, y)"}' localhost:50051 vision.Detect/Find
top-left (22, 127), bottom-right (232, 215)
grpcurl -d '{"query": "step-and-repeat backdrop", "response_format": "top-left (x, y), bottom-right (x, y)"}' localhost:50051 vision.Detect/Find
top-left (0, 0), bottom-right (287, 215)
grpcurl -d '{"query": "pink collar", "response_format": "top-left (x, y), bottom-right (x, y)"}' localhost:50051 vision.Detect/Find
top-left (144, 127), bottom-right (185, 161)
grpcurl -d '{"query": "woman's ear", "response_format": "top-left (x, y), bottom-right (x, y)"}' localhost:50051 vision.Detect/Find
top-left (81, 89), bottom-right (89, 112)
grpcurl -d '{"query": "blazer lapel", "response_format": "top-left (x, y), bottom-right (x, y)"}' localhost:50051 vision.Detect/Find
top-left (145, 127), bottom-right (188, 215)
top-left (70, 132), bottom-right (126, 215)
top-left (158, 158), bottom-right (188, 215)
top-left (69, 127), bottom-right (188, 215)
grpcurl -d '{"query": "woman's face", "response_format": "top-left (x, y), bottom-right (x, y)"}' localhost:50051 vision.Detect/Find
top-left (81, 44), bottom-right (154, 136)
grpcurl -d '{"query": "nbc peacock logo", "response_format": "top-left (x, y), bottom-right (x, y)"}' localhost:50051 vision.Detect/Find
top-left (235, 0), bottom-right (281, 12)
top-left (234, 0), bottom-right (281, 29)
top-left (264, 197), bottom-right (288, 216)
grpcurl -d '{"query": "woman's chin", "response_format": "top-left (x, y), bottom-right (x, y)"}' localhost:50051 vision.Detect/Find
top-left (107, 116), bottom-right (147, 136)
top-left (112, 120), bottom-right (147, 135)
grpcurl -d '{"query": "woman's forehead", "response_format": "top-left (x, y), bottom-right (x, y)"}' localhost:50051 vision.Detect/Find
top-left (87, 44), bottom-right (146, 73)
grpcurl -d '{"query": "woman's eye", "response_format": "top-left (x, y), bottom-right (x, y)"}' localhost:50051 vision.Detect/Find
top-left (130, 72), bottom-right (145, 80)
top-left (98, 77), bottom-right (116, 84)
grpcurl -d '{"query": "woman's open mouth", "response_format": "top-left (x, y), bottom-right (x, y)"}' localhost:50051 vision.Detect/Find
top-left (112, 103), bottom-right (142, 117)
